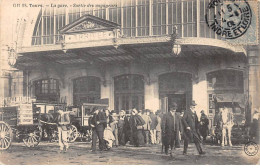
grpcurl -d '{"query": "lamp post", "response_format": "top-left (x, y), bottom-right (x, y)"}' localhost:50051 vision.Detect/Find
top-left (8, 47), bottom-right (17, 67)
top-left (170, 26), bottom-right (181, 56)
top-left (172, 44), bottom-right (181, 55)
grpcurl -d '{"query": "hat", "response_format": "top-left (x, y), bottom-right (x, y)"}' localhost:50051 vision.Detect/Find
top-left (132, 109), bottom-right (138, 114)
top-left (170, 102), bottom-right (178, 110)
top-left (190, 100), bottom-right (197, 106)
top-left (91, 107), bottom-right (98, 114)
top-left (155, 110), bottom-right (161, 115)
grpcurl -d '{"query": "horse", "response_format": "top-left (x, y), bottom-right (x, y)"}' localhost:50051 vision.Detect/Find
top-left (40, 113), bottom-right (59, 142)
top-left (220, 107), bottom-right (234, 147)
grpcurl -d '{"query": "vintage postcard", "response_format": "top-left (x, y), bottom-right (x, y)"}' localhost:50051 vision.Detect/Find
top-left (0, 0), bottom-right (259, 165)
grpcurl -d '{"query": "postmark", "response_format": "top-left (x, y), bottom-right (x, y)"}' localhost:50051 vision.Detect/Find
top-left (205, 0), bottom-right (252, 39)
top-left (244, 141), bottom-right (259, 156)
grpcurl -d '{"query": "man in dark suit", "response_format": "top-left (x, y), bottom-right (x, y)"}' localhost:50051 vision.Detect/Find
top-left (182, 100), bottom-right (206, 155)
top-left (90, 108), bottom-right (107, 152)
top-left (161, 102), bottom-right (181, 155)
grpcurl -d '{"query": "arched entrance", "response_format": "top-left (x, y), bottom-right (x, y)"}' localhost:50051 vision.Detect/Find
top-left (114, 74), bottom-right (144, 113)
top-left (159, 72), bottom-right (192, 112)
top-left (73, 76), bottom-right (101, 106)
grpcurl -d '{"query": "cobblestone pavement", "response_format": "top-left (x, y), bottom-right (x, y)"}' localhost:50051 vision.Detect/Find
top-left (0, 141), bottom-right (259, 165)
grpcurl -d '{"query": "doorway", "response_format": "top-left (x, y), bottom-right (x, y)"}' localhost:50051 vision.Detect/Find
top-left (159, 72), bottom-right (192, 113)
top-left (160, 94), bottom-right (186, 113)
top-left (168, 94), bottom-right (186, 112)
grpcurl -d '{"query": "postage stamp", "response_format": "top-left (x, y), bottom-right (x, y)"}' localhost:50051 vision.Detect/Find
top-left (206, 0), bottom-right (252, 39)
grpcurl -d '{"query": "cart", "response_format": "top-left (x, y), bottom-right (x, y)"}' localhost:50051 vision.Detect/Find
top-left (34, 103), bottom-right (78, 143)
top-left (0, 103), bottom-right (42, 150)
top-left (211, 94), bottom-right (250, 144)
top-left (70, 103), bottom-right (109, 142)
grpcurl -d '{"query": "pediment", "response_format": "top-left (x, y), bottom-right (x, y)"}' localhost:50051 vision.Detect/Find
top-left (60, 14), bottom-right (120, 34)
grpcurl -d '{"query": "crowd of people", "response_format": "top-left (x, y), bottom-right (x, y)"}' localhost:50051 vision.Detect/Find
top-left (86, 100), bottom-right (209, 155)
top-left (40, 99), bottom-right (260, 155)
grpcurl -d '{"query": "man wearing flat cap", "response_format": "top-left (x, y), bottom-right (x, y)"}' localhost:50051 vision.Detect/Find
top-left (182, 100), bottom-right (205, 155)
top-left (161, 102), bottom-right (181, 155)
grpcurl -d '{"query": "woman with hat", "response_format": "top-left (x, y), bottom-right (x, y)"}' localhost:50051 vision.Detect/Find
top-left (131, 108), bottom-right (145, 147)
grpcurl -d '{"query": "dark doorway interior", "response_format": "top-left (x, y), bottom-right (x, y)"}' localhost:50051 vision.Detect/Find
top-left (167, 94), bottom-right (186, 112)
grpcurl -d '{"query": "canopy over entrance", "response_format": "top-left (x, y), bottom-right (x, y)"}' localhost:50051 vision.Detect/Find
top-left (16, 15), bottom-right (247, 70)
top-left (214, 93), bottom-right (246, 108)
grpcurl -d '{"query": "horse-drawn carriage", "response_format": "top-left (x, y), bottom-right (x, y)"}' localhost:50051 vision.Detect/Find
top-left (210, 94), bottom-right (250, 145)
top-left (34, 102), bottom-right (78, 143)
top-left (0, 103), bottom-right (42, 150)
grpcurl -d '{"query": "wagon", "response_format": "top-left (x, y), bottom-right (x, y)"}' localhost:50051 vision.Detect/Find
top-left (34, 102), bottom-right (78, 143)
top-left (70, 103), bottom-right (109, 142)
top-left (0, 103), bottom-right (42, 150)
top-left (210, 94), bottom-right (250, 145)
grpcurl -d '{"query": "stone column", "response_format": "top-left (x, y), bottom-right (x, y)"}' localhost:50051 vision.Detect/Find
top-left (248, 46), bottom-right (260, 120)
top-left (101, 79), bottom-right (113, 110)
top-left (11, 71), bottom-right (24, 97)
top-left (0, 70), bottom-right (11, 98)
top-left (192, 73), bottom-right (208, 118)
top-left (144, 77), bottom-right (159, 111)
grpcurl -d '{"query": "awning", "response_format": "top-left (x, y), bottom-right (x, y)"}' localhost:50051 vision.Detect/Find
top-left (214, 93), bottom-right (246, 108)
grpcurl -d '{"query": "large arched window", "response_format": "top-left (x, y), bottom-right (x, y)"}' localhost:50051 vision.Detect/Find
top-left (114, 74), bottom-right (144, 113)
top-left (73, 76), bottom-right (101, 106)
top-left (34, 78), bottom-right (60, 102)
top-left (32, 0), bottom-right (222, 45)
top-left (207, 69), bottom-right (244, 127)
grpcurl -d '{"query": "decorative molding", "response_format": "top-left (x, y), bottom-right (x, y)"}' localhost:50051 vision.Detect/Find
top-left (60, 14), bottom-right (120, 34)
top-left (176, 37), bottom-right (246, 54)
top-left (67, 21), bottom-right (106, 33)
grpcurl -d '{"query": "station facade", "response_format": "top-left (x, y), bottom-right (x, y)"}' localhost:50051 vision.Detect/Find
top-left (1, 0), bottom-right (259, 127)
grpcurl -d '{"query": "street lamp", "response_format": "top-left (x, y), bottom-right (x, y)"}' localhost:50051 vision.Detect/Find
top-left (8, 48), bottom-right (17, 67)
top-left (172, 44), bottom-right (181, 55)
top-left (170, 26), bottom-right (181, 56)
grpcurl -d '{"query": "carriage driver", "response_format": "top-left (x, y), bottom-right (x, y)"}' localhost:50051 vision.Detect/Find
top-left (56, 108), bottom-right (71, 152)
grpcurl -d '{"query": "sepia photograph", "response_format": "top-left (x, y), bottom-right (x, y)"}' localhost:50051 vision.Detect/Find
top-left (0, 0), bottom-right (259, 165)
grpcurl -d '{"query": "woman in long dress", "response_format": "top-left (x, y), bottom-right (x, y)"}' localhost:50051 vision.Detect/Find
top-left (103, 110), bottom-right (115, 150)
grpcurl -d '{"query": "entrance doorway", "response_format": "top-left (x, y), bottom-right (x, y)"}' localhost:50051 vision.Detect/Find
top-left (160, 94), bottom-right (186, 113)
top-left (159, 72), bottom-right (192, 113)
top-left (168, 94), bottom-right (186, 112)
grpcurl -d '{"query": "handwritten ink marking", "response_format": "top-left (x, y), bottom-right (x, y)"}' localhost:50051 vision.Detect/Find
top-left (244, 141), bottom-right (259, 156)
top-left (205, 0), bottom-right (252, 39)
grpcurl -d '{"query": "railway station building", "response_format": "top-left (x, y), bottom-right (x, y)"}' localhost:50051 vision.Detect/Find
top-left (0, 0), bottom-right (259, 127)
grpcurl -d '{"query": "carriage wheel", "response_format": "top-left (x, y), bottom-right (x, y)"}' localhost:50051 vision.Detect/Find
top-left (23, 126), bottom-right (42, 148)
top-left (0, 122), bottom-right (12, 150)
top-left (68, 125), bottom-right (78, 142)
top-left (85, 130), bottom-right (92, 142)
